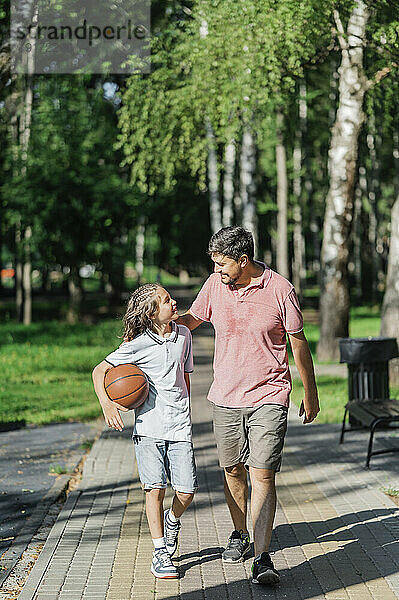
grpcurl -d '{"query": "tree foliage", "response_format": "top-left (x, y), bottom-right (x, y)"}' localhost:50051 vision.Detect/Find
top-left (118, 0), bottom-right (338, 194)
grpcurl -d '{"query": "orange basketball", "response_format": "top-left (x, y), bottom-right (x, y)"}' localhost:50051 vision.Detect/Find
top-left (104, 364), bottom-right (149, 410)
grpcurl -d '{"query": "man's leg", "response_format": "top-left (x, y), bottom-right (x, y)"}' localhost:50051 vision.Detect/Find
top-left (246, 405), bottom-right (286, 584)
top-left (224, 462), bottom-right (248, 532)
top-left (221, 463), bottom-right (251, 562)
top-left (248, 467), bottom-right (276, 556)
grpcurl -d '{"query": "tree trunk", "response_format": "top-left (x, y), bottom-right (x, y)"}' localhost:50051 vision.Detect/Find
top-left (317, 1), bottom-right (369, 361)
top-left (200, 21), bottom-right (222, 234)
top-left (240, 129), bottom-right (258, 255)
top-left (366, 105), bottom-right (381, 302)
top-left (41, 265), bottom-right (50, 293)
top-left (276, 111), bottom-right (289, 278)
top-left (222, 140), bottom-right (236, 227)
top-left (234, 186), bottom-right (242, 225)
top-left (15, 225), bottom-right (23, 322)
top-left (353, 166), bottom-right (367, 300)
top-left (23, 226), bottom-right (32, 325)
top-left (135, 215), bottom-right (145, 285)
top-left (394, 127), bottom-right (399, 200)
top-left (206, 119), bottom-right (222, 234)
top-left (380, 195), bottom-right (399, 386)
top-left (107, 248), bottom-right (125, 306)
top-left (329, 55), bottom-right (339, 128)
top-left (292, 82), bottom-right (307, 296)
top-left (17, 7), bottom-right (37, 325)
top-left (66, 266), bottom-right (83, 324)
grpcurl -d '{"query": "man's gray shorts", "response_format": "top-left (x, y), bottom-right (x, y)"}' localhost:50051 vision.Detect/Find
top-left (212, 403), bottom-right (288, 472)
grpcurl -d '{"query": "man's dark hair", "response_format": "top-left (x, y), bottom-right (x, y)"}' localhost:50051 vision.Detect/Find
top-left (208, 226), bottom-right (254, 262)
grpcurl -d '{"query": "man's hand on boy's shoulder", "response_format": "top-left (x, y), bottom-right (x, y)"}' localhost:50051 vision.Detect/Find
top-left (176, 311), bottom-right (204, 331)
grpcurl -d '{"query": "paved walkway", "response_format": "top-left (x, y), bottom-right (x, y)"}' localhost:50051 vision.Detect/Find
top-left (0, 421), bottom-right (102, 589)
top-left (15, 331), bottom-right (399, 600)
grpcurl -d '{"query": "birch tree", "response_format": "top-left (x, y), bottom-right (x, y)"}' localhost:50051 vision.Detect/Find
top-left (276, 111), bottom-right (289, 278)
top-left (292, 82), bottom-right (307, 295)
top-left (222, 140), bottom-right (236, 227)
top-left (14, 5), bottom-right (37, 324)
top-left (240, 129), bottom-right (258, 254)
top-left (380, 195), bottom-right (399, 385)
top-left (317, 0), bottom-right (396, 360)
top-left (205, 118), bottom-right (222, 233)
top-left (118, 0), bottom-right (336, 236)
top-left (318, 1), bottom-right (370, 361)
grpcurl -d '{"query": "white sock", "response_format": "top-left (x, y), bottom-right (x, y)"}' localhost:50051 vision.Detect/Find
top-left (152, 537), bottom-right (165, 550)
top-left (168, 508), bottom-right (179, 523)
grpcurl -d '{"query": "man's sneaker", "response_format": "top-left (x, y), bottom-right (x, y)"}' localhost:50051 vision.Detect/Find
top-left (222, 530), bottom-right (251, 562)
top-left (151, 547), bottom-right (178, 579)
top-left (251, 552), bottom-right (280, 585)
top-left (164, 509), bottom-right (181, 557)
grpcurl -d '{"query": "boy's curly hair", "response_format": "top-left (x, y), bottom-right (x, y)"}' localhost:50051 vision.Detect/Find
top-left (123, 283), bottom-right (161, 341)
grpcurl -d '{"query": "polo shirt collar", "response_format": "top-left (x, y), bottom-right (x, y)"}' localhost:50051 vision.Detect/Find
top-left (145, 320), bottom-right (178, 344)
top-left (253, 261), bottom-right (271, 289)
top-left (230, 261), bottom-right (271, 292)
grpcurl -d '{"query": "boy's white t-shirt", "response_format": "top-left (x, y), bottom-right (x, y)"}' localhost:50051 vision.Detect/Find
top-left (105, 322), bottom-right (194, 442)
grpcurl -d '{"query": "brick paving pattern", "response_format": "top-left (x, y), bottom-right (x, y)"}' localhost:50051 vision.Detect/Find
top-left (17, 331), bottom-right (399, 600)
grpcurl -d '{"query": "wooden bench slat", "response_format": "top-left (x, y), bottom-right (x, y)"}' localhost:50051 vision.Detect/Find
top-left (342, 398), bottom-right (399, 468)
top-left (348, 399), bottom-right (399, 427)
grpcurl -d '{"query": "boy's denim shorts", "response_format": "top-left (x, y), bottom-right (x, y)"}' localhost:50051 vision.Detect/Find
top-left (133, 435), bottom-right (198, 493)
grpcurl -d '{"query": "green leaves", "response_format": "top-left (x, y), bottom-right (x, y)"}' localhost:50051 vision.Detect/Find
top-left (118, 0), bottom-right (338, 194)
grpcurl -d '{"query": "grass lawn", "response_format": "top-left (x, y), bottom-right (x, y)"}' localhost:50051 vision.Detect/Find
top-left (299, 305), bottom-right (382, 359)
top-left (0, 304), bottom-right (397, 426)
top-left (0, 320), bottom-right (121, 425)
top-left (291, 377), bottom-right (399, 424)
top-left (291, 376), bottom-right (348, 424)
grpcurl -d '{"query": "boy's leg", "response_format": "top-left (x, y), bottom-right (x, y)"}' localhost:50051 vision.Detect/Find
top-left (171, 491), bottom-right (194, 518)
top-left (145, 488), bottom-right (166, 539)
top-left (164, 440), bottom-right (197, 556)
top-left (133, 435), bottom-right (178, 578)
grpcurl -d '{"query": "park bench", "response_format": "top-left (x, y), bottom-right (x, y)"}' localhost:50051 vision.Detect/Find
top-left (340, 398), bottom-right (399, 469)
top-left (339, 337), bottom-right (399, 468)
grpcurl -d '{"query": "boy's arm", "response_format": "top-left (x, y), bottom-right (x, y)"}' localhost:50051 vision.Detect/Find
top-left (287, 331), bottom-right (320, 424)
top-left (184, 372), bottom-right (190, 397)
top-left (92, 360), bottom-right (129, 431)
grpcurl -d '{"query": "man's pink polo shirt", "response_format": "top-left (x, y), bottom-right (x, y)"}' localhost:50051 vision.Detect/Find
top-left (190, 263), bottom-right (303, 408)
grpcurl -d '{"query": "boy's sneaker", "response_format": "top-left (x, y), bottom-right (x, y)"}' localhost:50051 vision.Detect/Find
top-left (251, 552), bottom-right (280, 585)
top-left (151, 547), bottom-right (178, 579)
top-left (164, 509), bottom-right (181, 557)
top-left (222, 530), bottom-right (251, 562)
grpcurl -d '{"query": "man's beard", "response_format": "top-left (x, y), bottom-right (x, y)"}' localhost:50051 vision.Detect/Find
top-left (221, 273), bottom-right (240, 286)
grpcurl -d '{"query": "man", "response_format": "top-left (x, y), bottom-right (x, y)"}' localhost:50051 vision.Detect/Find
top-left (177, 226), bottom-right (319, 586)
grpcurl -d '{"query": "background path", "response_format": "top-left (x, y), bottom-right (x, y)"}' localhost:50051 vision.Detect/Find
top-left (12, 327), bottom-right (399, 600)
top-left (0, 421), bottom-right (102, 589)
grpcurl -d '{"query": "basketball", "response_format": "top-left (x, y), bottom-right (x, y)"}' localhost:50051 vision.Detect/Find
top-left (104, 364), bottom-right (149, 410)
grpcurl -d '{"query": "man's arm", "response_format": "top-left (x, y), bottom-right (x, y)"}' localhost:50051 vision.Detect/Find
top-left (287, 331), bottom-right (320, 424)
top-left (176, 310), bottom-right (204, 331)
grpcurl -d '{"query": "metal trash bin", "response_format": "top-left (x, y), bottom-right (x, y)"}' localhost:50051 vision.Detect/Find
top-left (339, 337), bottom-right (399, 424)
